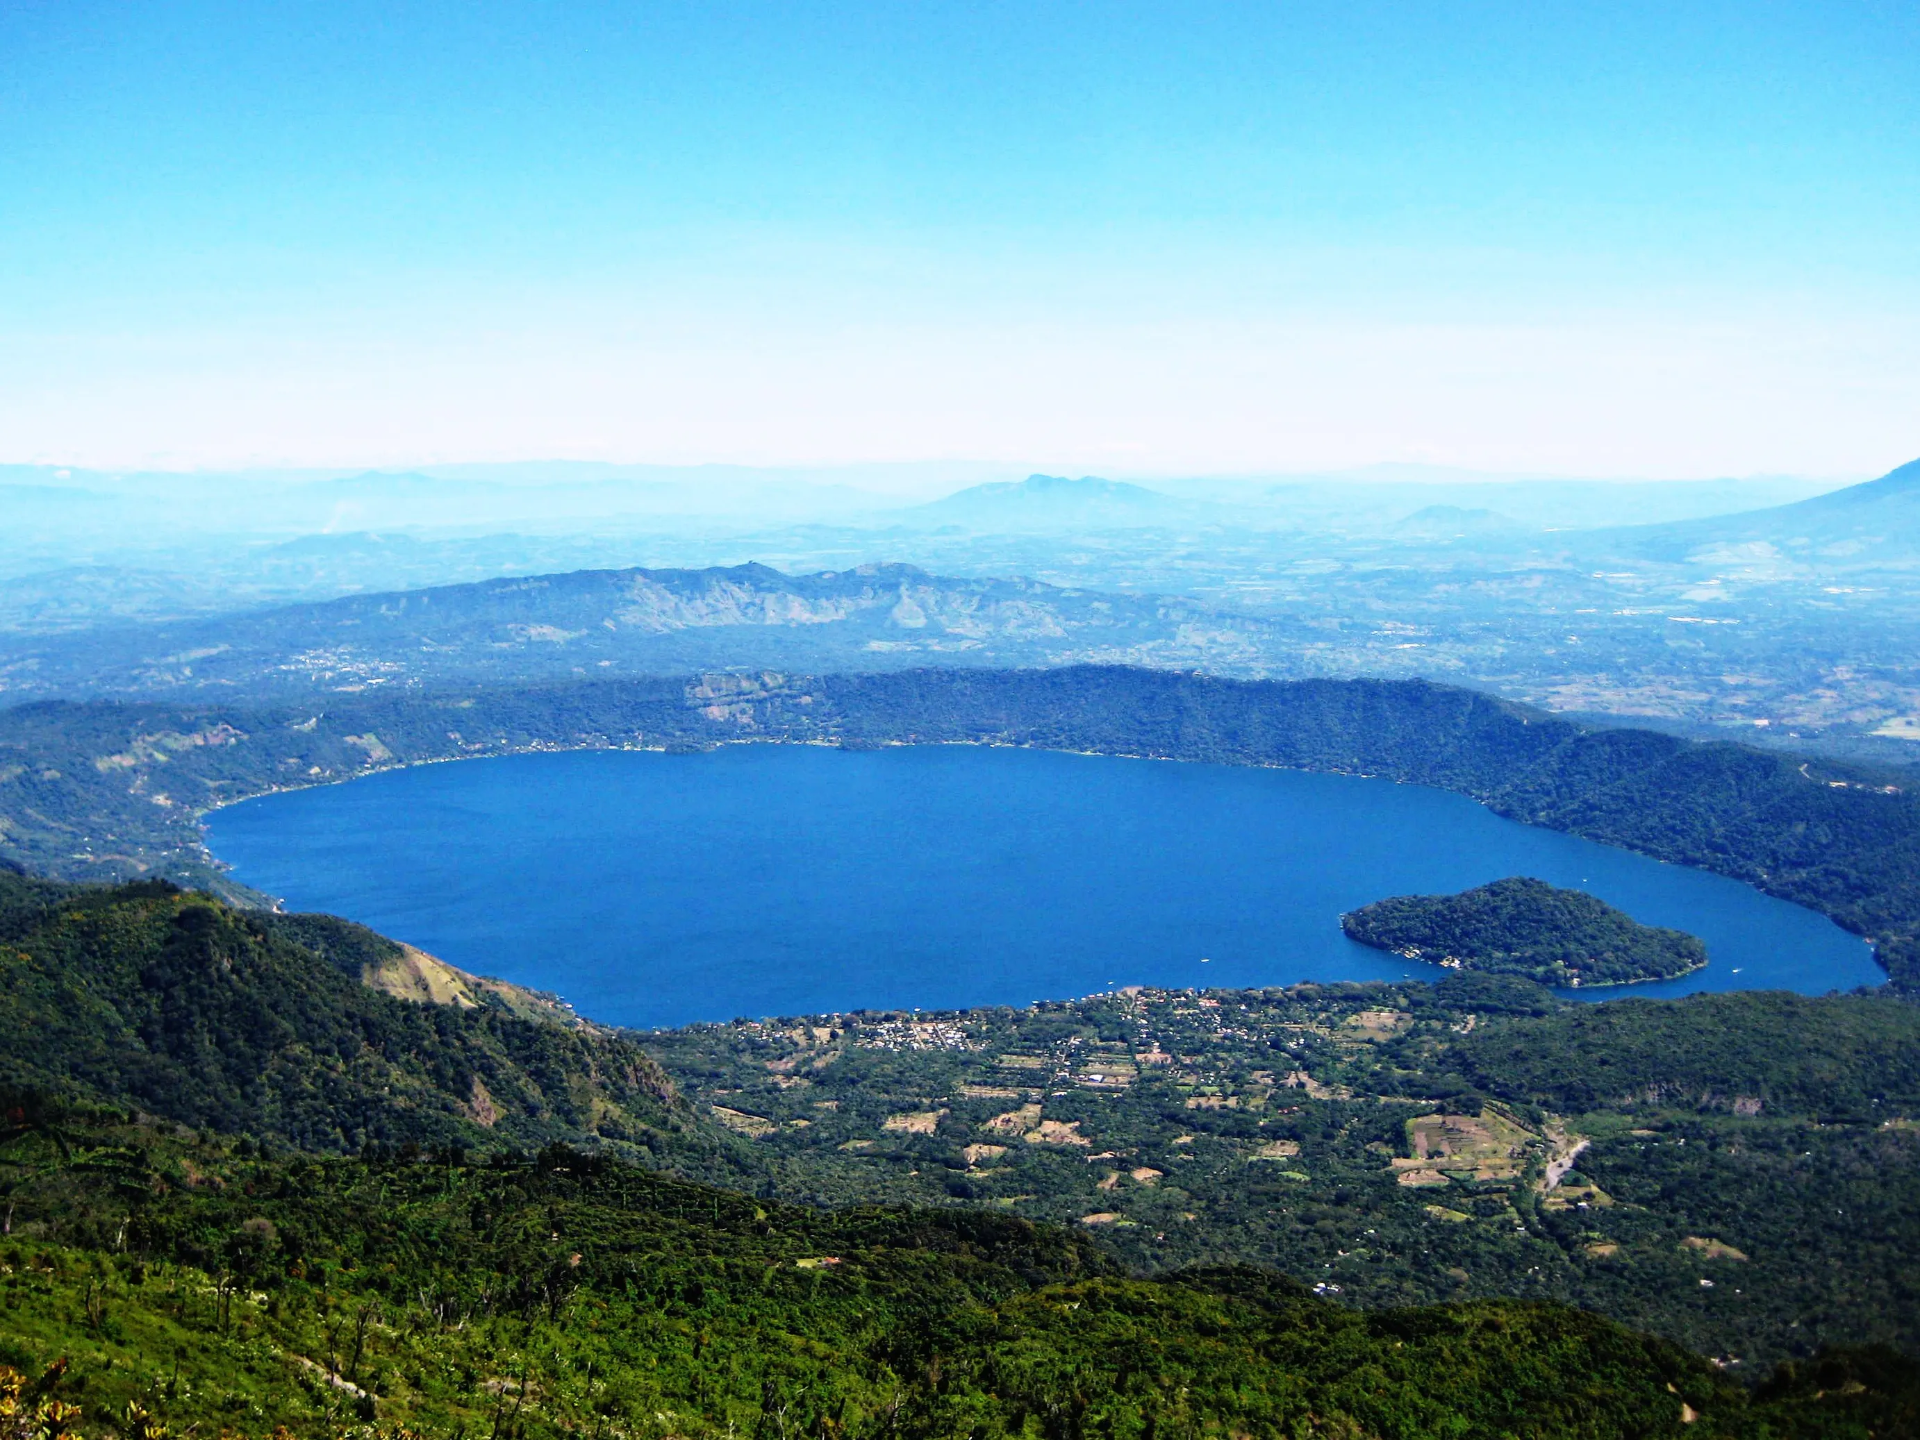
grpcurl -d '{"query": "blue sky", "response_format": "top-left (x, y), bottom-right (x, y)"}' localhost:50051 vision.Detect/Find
top-left (2, 1), bottom-right (1916, 477)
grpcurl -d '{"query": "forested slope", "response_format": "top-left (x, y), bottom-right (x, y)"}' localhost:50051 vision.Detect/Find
top-left (0, 867), bottom-right (1917, 1433)
top-left (4, 1109), bottom-right (1913, 1439)
top-left (1451, 989), bottom-right (1920, 1117)
top-left (0, 871), bottom-right (735, 1171)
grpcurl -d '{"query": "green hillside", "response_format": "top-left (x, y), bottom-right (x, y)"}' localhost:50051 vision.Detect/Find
top-left (0, 870), bottom-right (1916, 1434)
top-left (0, 870), bottom-right (730, 1173)
top-left (4, 1106), bottom-right (1914, 1439)
top-left (1340, 877), bottom-right (1708, 986)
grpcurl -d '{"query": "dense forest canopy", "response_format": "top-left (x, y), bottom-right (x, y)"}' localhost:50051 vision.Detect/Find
top-left (5, 1107), bottom-right (1916, 1439)
top-left (0, 870), bottom-right (749, 1181)
top-left (1340, 876), bottom-right (1708, 986)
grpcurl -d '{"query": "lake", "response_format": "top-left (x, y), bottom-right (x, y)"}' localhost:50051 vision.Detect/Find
top-left (205, 744), bottom-right (1885, 1029)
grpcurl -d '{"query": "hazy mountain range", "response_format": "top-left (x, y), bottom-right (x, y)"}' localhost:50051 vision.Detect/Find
top-left (911, 474), bottom-right (1213, 530)
top-left (0, 465), bottom-right (1893, 635)
top-left (926, 462), bottom-right (1920, 565)
top-left (2, 458), bottom-right (1915, 759)
top-left (1586, 456), bottom-right (1920, 570)
top-left (0, 562), bottom-right (1287, 702)
top-left (0, 461), bottom-right (1851, 562)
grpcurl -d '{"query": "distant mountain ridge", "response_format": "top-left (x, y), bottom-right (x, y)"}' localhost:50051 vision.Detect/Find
top-left (297, 468), bottom-right (500, 499)
top-left (1589, 455), bottom-right (1920, 567)
top-left (1394, 504), bottom-right (1525, 537)
top-left (0, 560), bottom-right (1278, 702)
top-left (912, 473), bottom-right (1208, 529)
top-left (1792, 456), bottom-right (1920, 509)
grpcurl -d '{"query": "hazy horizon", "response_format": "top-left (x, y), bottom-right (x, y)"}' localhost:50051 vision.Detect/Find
top-left (5, 2), bottom-right (1915, 477)
top-left (0, 456), bottom-right (1881, 495)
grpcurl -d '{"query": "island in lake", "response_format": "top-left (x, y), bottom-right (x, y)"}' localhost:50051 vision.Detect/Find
top-left (1340, 876), bottom-right (1708, 987)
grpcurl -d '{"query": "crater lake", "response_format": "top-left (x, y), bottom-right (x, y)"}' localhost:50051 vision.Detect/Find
top-left (205, 744), bottom-right (1884, 1029)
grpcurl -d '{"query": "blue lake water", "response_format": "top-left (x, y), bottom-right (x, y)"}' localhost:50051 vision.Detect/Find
top-left (205, 744), bottom-right (1885, 1029)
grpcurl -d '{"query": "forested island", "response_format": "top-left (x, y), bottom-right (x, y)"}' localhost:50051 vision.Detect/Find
top-left (1341, 876), bottom-right (1709, 986)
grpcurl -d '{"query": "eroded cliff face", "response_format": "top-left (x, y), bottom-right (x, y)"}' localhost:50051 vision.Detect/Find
top-left (360, 940), bottom-right (595, 1029)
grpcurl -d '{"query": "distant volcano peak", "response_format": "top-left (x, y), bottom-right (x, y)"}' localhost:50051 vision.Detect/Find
top-left (1013, 473), bottom-right (1159, 497)
top-left (913, 473), bottom-right (1193, 530)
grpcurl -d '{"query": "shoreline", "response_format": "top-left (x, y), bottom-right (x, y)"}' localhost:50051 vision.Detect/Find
top-left (200, 745), bottom-right (1873, 1030)
top-left (5, 669), bottom-right (1898, 987)
top-left (1339, 936), bottom-right (1714, 991)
